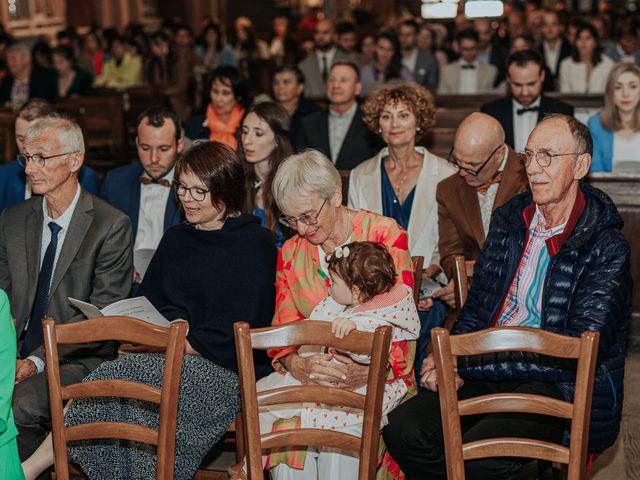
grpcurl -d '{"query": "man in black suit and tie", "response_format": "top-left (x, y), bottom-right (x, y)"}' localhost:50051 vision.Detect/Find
top-left (481, 49), bottom-right (574, 153)
top-left (295, 61), bottom-right (381, 170)
top-left (539, 9), bottom-right (571, 88)
top-left (0, 43), bottom-right (57, 109)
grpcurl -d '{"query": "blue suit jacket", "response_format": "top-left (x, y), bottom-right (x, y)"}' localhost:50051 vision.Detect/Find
top-left (587, 113), bottom-right (614, 173)
top-left (100, 162), bottom-right (183, 239)
top-left (0, 160), bottom-right (100, 213)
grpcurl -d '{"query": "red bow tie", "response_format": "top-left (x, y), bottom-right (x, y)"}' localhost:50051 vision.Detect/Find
top-left (139, 176), bottom-right (171, 187)
top-left (476, 171), bottom-right (503, 195)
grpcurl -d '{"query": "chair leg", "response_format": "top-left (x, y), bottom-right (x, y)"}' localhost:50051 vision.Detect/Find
top-left (235, 412), bottom-right (245, 462)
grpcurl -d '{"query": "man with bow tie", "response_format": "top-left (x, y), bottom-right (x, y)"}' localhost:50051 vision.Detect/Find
top-left (101, 106), bottom-right (184, 286)
top-left (430, 112), bottom-right (529, 308)
top-left (482, 49), bottom-right (574, 152)
top-left (438, 28), bottom-right (497, 94)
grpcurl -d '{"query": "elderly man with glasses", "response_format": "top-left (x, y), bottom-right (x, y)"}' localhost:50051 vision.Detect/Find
top-left (383, 114), bottom-right (632, 479)
top-left (432, 112), bottom-right (528, 308)
top-left (0, 113), bottom-right (132, 460)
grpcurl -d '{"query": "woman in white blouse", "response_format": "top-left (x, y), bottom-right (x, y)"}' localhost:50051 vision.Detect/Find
top-left (559, 22), bottom-right (614, 94)
top-left (588, 62), bottom-right (640, 172)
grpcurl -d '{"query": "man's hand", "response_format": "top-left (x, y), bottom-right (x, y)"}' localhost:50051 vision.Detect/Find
top-left (432, 280), bottom-right (456, 309)
top-left (15, 359), bottom-right (37, 384)
top-left (419, 354), bottom-right (463, 391)
top-left (424, 264), bottom-right (442, 279)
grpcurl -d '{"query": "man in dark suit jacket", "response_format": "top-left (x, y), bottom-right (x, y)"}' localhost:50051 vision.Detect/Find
top-left (0, 43), bottom-right (56, 108)
top-left (0, 114), bottom-right (132, 459)
top-left (399, 19), bottom-right (439, 87)
top-left (295, 61), bottom-right (382, 170)
top-left (0, 98), bottom-right (99, 213)
top-left (433, 112), bottom-right (529, 307)
top-left (475, 18), bottom-right (509, 87)
top-left (101, 106), bottom-right (184, 284)
top-left (481, 49), bottom-right (574, 153)
top-left (538, 9), bottom-right (572, 86)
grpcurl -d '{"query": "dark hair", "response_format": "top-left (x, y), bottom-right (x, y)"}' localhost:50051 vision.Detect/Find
top-left (202, 65), bottom-right (248, 111)
top-left (336, 21), bottom-right (357, 36)
top-left (173, 23), bottom-right (193, 37)
top-left (273, 64), bottom-right (305, 85)
top-left (52, 44), bottom-right (75, 63)
top-left (329, 60), bottom-right (360, 79)
top-left (374, 30), bottom-right (403, 81)
top-left (136, 106), bottom-right (183, 142)
top-left (150, 31), bottom-right (170, 45)
top-left (571, 22), bottom-right (602, 65)
top-left (17, 98), bottom-right (53, 121)
top-left (399, 19), bottom-right (420, 34)
top-left (615, 20), bottom-right (638, 40)
top-left (540, 114), bottom-right (593, 156)
top-left (510, 33), bottom-right (536, 50)
top-left (457, 28), bottom-right (480, 44)
top-left (239, 102), bottom-right (294, 238)
top-left (175, 141), bottom-right (245, 219)
top-left (507, 49), bottom-right (544, 71)
top-left (327, 242), bottom-right (396, 303)
top-left (358, 33), bottom-right (375, 54)
top-left (198, 22), bottom-right (223, 52)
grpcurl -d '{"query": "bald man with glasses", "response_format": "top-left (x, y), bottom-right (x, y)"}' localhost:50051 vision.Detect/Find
top-left (432, 112), bottom-right (528, 307)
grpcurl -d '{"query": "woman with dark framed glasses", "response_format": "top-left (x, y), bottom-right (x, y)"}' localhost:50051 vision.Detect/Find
top-left (266, 149), bottom-right (415, 479)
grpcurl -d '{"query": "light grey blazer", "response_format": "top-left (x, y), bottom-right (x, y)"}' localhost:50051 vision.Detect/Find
top-left (0, 188), bottom-right (133, 365)
top-left (348, 146), bottom-right (457, 267)
top-left (437, 59), bottom-right (498, 94)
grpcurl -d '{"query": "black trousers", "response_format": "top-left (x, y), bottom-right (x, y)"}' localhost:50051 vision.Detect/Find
top-left (382, 379), bottom-right (565, 480)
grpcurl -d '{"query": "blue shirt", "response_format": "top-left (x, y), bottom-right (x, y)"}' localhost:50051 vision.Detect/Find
top-left (380, 161), bottom-right (415, 231)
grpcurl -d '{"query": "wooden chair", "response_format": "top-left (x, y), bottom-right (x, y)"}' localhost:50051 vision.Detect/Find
top-left (452, 255), bottom-right (475, 311)
top-left (43, 316), bottom-right (189, 480)
top-left (431, 327), bottom-right (600, 480)
top-left (411, 255), bottom-right (425, 305)
top-left (235, 320), bottom-right (392, 480)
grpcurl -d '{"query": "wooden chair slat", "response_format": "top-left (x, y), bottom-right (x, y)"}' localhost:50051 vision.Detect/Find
top-left (462, 438), bottom-right (570, 464)
top-left (53, 316), bottom-right (171, 347)
top-left (411, 256), bottom-right (424, 306)
top-left (61, 380), bottom-right (161, 403)
top-left (257, 386), bottom-right (365, 410)
top-left (261, 429), bottom-right (362, 452)
top-left (458, 393), bottom-right (573, 419)
top-left (65, 423), bottom-right (159, 445)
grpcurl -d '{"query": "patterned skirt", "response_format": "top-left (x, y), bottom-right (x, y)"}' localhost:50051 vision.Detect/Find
top-left (65, 353), bottom-right (240, 480)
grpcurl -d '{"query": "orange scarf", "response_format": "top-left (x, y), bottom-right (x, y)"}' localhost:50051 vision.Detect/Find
top-left (205, 103), bottom-right (244, 150)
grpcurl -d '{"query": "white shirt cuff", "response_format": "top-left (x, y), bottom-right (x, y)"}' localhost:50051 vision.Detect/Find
top-left (27, 355), bottom-right (45, 374)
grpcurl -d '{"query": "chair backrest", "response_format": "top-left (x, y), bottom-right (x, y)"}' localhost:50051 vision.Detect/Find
top-left (43, 316), bottom-right (188, 480)
top-left (411, 256), bottom-right (425, 306)
top-left (235, 320), bottom-right (392, 480)
top-left (453, 255), bottom-right (475, 311)
top-left (431, 327), bottom-right (600, 480)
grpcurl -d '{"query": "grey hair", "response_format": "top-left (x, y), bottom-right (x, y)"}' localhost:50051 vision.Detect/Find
top-left (272, 149), bottom-right (341, 213)
top-left (539, 114), bottom-right (593, 156)
top-left (25, 113), bottom-right (85, 154)
top-left (7, 42), bottom-right (30, 58)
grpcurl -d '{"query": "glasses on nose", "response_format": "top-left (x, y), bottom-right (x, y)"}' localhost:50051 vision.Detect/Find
top-left (279, 199), bottom-right (327, 229)
top-left (17, 151), bottom-right (77, 169)
top-left (172, 180), bottom-right (210, 201)
top-left (447, 144), bottom-right (501, 177)
top-left (522, 150), bottom-right (578, 168)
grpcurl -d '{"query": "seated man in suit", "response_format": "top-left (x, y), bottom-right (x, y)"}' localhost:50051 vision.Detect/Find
top-left (398, 19), bottom-right (439, 87)
top-left (295, 61), bottom-right (382, 170)
top-left (0, 98), bottom-right (100, 212)
top-left (434, 112), bottom-right (528, 307)
top-left (101, 106), bottom-right (184, 285)
top-left (0, 113), bottom-right (133, 459)
top-left (474, 18), bottom-right (508, 87)
top-left (438, 28), bottom-right (498, 94)
top-left (385, 114), bottom-right (631, 480)
top-left (482, 49), bottom-right (574, 153)
top-left (0, 43), bottom-right (56, 109)
top-left (538, 9), bottom-right (571, 86)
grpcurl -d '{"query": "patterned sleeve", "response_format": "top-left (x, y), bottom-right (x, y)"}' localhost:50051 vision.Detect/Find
top-left (374, 219), bottom-right (414, 288)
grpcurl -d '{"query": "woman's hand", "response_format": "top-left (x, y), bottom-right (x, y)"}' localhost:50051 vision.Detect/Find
top-left (328, 351), bottom-right (369, 390)
top-left (282, 352), bottom-right (339, 386)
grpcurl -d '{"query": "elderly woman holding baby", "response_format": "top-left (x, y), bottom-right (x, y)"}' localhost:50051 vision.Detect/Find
top-left (266, 149), bottom-right (417, 480)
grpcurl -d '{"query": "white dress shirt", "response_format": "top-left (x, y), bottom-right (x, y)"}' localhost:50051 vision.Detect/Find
top-left (402, 48), bottom-right (418, 74)
top-left (134, 167), bottom-right (174, 251)
top-left (477, 146), bottom-right (508, 237)
top-left (30, 183), bottom-right (82, 372)
top-left (328, 102), bottom-right (357, 163)
top-left (512, 96), bottom-right (541, 153)
top-left (317, 47), bottom-right (337, 76)
top-left (459, 61), bottom-right (479, 94)
top-left (613, 132), bottom-right (640, 172)
top-left (543, 40), bottom-right (561, 75)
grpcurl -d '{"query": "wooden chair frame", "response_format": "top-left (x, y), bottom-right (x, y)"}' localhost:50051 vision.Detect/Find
top-left (453, 255), bottom-right (475, 311)
top-left (234, 320), bottom-right (392, 480)
top-left (411, 255), bottom-right (425, 306)
top-left (431, 327), bottom-right (600, 480)
top-left (43, 316), bottom-right (188, 480)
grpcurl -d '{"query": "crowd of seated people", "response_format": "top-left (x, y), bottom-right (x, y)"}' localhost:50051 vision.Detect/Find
top-left (0, 4), bottom-right (638, 479)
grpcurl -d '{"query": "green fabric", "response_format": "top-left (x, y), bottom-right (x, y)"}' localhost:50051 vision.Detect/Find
top-left (0, 289), bottom-right (23, 479)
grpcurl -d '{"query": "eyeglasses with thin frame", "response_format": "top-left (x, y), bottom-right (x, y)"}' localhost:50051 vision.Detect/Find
top-left (279, 199), bottom-right (327, 229)
top-left (447, 144), bottom-right (502, 177)
top-left (17, 151), bottom-right (78, 169)
top-left (172, 180), bottom-right (210, 202)
top-left (522, 150), bottom-right (579, 168)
